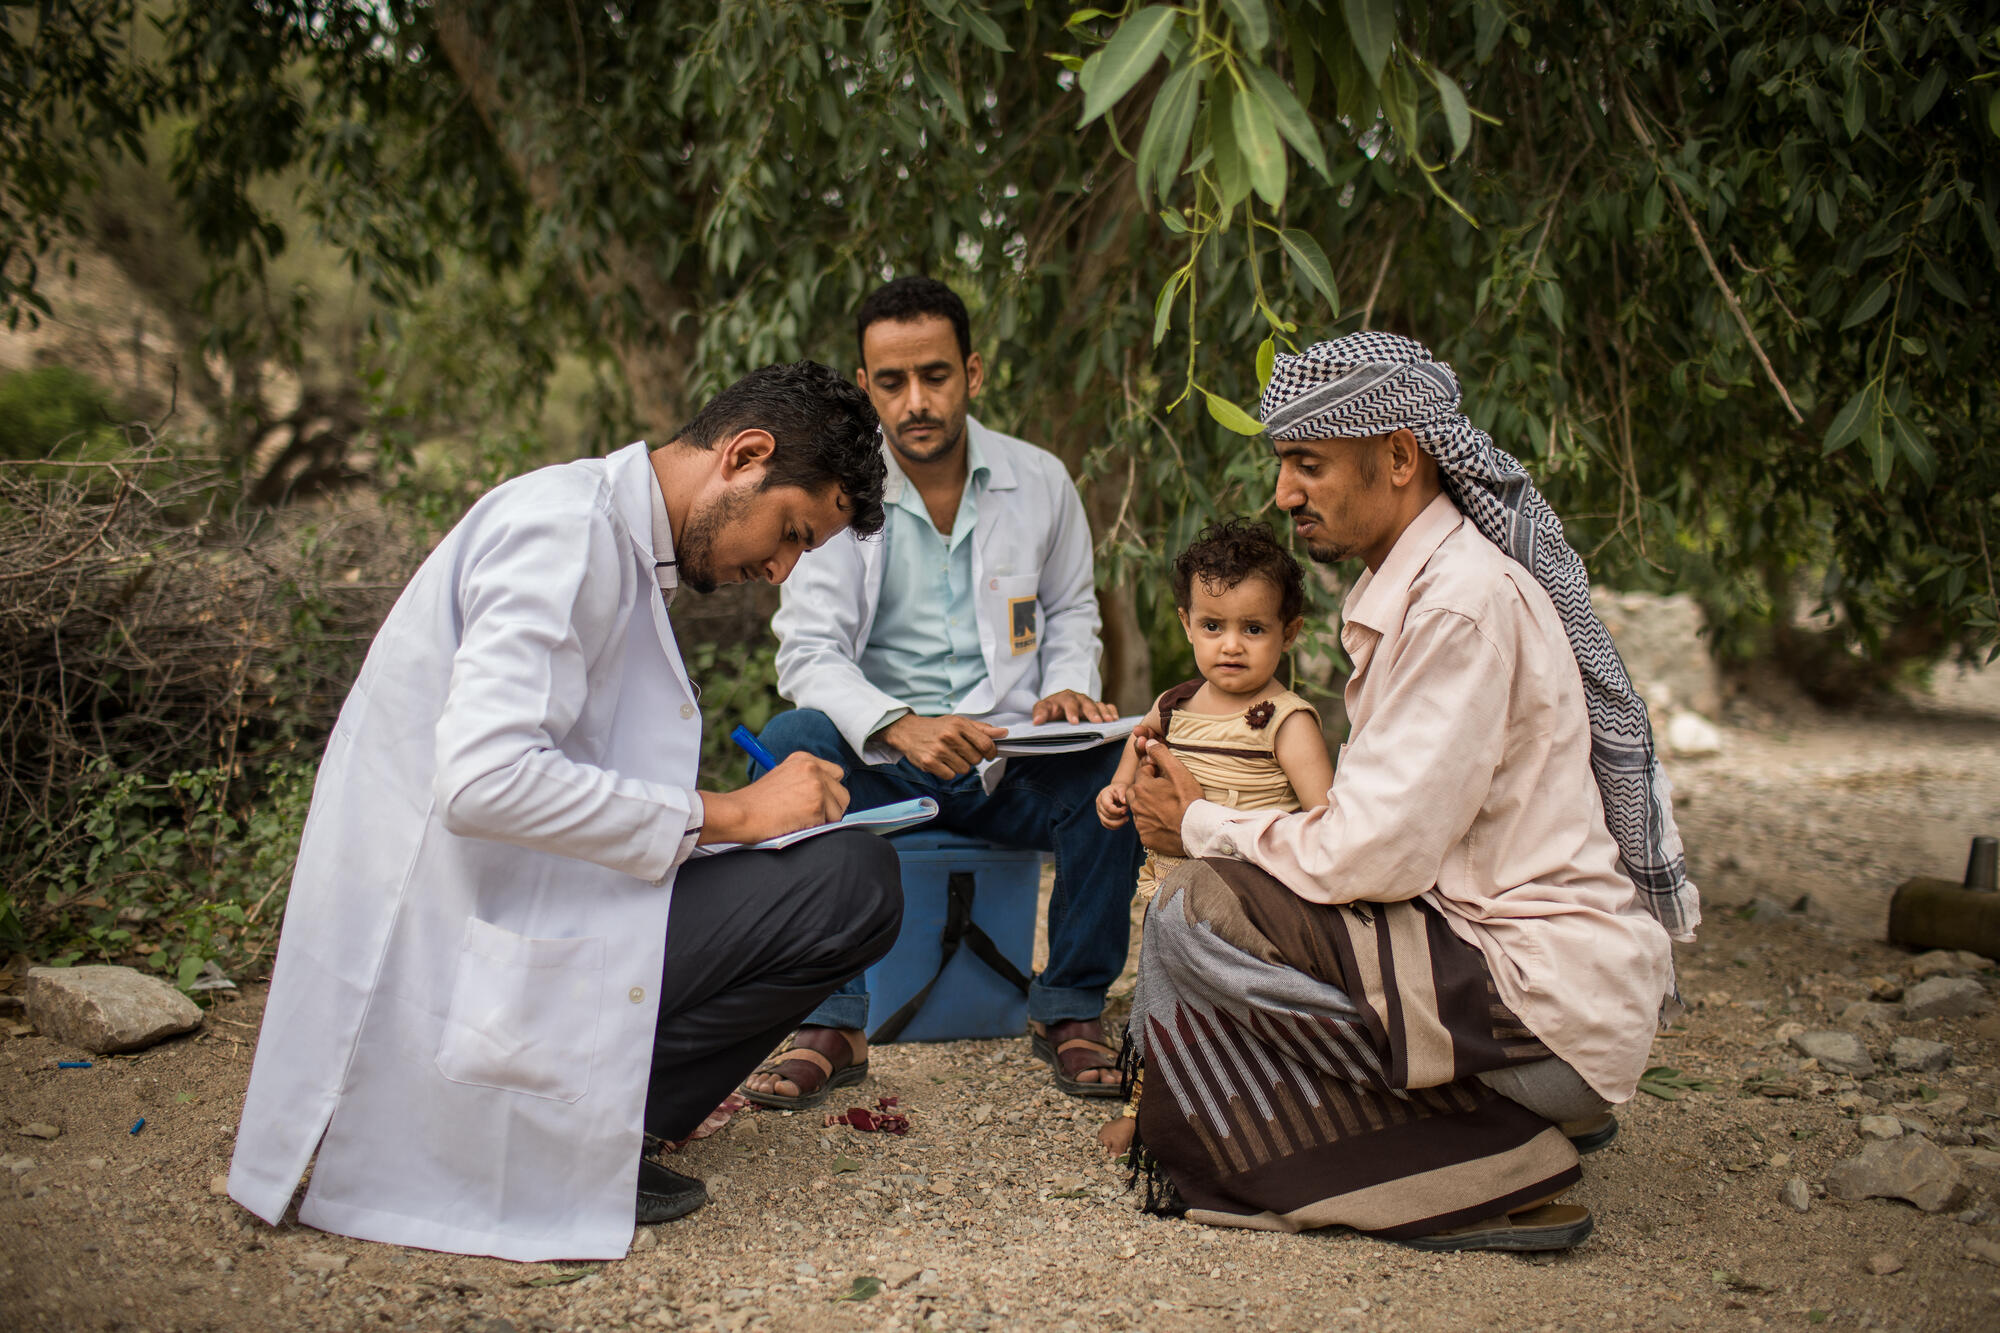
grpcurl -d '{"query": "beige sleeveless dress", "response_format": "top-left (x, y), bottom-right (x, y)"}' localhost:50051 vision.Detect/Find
top-left (1133, 680), bottom-right (1321, 901)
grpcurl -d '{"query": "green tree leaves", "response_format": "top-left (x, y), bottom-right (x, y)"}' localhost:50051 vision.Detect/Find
top-left (1342, 0), bottom-right (1396, 86)
top-left (1078, 6), bottom-right (1177, 126)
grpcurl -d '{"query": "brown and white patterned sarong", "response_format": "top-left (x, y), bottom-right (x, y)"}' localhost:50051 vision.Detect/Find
top-left (1129, 859), bottom-right (1581, 1238)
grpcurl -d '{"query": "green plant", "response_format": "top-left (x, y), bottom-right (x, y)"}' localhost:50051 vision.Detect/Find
top-left (687, 640), bottom-right (783, 793)
top-left (0, 365), bottom-right (123, 460)
top-left (9, 758), bottom-right (317, 994)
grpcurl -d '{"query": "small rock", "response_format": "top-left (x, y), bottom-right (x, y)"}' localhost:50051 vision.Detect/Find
top-left (0, 1154), bottom-right (36, 1176)
top-left (1967, 1238), bottom-right (2000, 1267)
top-left (1863, 977), bottom-right (1905, 1002)
top-left (298, 1251), bottom-right (349, 1274)
top-left (1858, 1115), bottom-right (1904, 1141)
top-left (630, 1228), bottom-right (657, 1252)
top-left (1824, 1137), bottom-right (1967, 1213)
top-left (1792, 1030), bottom-right (1876, 1077)
top-left (214, 1256), bottom-right (234, 1273)
top-left (1779, 1177), bottom-right (1812, 1212)
top-left (917, 1269), bottom-right (940, 1286)
top-left (16, 1123), bottom-right (60, 1140)
top-left (1863, 1252), bottom-right (1904, 1276)
top-left (1665, 710), bottom-right (1722, 757)
top-left (1948, 1146), bottom-right (2000, 1194)
top-left (792, 1262), bottom-right (817, 1278)
top-left (1842, 1002), bottom-right (1900, 1027)
top-left (1954, 950), bottom-right (1990, 971)
top-left (1909, 950), bottom-right (1975, 980)
top-left (881, 1262), bottom-right (922, 1289)
top-left (1902, 977), bottom-right (1989, 1022)
top-left (83, 1157), bottom-right (105, 1170)
top-left (23, 965), bottom-right (202, 1054)
top-left (928, 1179), bottom-right (957, 1196)
top-left (209, 1175), bottom-right (229, 1196)
top-left (1739, 896), bottom-right (1796, 924)
top-left (1889, 1036), bottom-right (1953, 1074)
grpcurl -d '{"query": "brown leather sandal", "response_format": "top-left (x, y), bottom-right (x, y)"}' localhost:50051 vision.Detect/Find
top-left (739, 1029), bottom-right (867, 1111)
top-left (1030, 1019), bottom-right (1123, 1099)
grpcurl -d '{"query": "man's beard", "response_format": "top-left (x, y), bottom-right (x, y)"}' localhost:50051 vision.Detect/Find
top-left (676, 484), bottom-right (756, 594)
top-left (1289, 506), bottom-right (1353, 564)
top-left (885, 412), bottom-right (965, 466)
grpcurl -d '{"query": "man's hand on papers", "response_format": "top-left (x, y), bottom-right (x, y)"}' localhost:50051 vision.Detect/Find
top-left (880, 713), bottom-right (1008, 779)
top-left (1031, 690), bottom-right (1119, 725)
top-left (699, 753), bottom-right (849, 844)
top-left (1130, 738), bottom-right (1202, 857)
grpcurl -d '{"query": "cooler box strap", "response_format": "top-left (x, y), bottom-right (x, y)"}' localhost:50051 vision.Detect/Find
top-left (869, 870), bottom-right (1031, 1044)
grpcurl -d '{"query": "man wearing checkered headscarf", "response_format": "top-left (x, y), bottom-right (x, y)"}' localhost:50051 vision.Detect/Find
top-left (1121, 331), bottom-right (1697, 1250)
top-left (1258, 331), bottom-right (1699, 943)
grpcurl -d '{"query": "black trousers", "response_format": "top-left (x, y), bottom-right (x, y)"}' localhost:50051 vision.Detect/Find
top-left (641, 828), bottom-right (903, 1141)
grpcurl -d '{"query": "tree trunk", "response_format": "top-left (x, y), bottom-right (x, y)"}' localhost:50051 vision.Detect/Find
top-left (431, 3), bottom-right (695, 438)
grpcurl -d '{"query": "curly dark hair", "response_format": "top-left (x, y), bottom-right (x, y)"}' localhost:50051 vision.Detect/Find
top-left (671, 360), bottom-right (886, 538)
top-left (1170, 517), bottom-right (1306, 623)
top-left (855, 275), bottom-right (972, 366)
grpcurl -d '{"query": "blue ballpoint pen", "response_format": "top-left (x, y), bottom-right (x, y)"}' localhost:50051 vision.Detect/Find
top-left (731, 725), bottom-right (781, 777)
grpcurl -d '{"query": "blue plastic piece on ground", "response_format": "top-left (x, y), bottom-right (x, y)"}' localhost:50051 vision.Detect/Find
top-left (57, 1061), bottom-right (93, 1069)
top-left (864, 830), bottom-right (1043, 1043)
top-left (129, 1118), bottom-right (145, 1135)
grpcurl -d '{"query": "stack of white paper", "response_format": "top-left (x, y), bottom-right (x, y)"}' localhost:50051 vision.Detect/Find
top-left (692, 796), bottom-right (939, 856)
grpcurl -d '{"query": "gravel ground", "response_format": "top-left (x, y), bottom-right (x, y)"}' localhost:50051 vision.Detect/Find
top-left (4, 667), bottom-right (1999, 1332)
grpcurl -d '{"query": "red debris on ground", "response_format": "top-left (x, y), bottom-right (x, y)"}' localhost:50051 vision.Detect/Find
top-left (825, 1098), bottom-right (910, 1134)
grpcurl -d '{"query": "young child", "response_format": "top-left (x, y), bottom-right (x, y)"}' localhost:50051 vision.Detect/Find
top-left (1095, 517), bottom-right (1334, 1154)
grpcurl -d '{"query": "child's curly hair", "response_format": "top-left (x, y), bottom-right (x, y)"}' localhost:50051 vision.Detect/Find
top-left (1170, 517), bottom-right (1305, 624)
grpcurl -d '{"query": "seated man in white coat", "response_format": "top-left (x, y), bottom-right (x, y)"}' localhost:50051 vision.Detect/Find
top-left (228, 362), bottom-right (899, 1262)
top-left (742, 278), bottom-right (1144, 1107)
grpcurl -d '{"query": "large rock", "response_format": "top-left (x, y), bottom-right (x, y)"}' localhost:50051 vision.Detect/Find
top-left (1902, 976), bottom-right (1989, 1021)
top-left (1824, 1137), bottom-right (1967, 1213)
top-left (1790, 1030), bottom-right (1876, 1076)
top-left (23, 966), bottom-right (201, 1054)
top-left (1590, 589), bottom-right (1723, 719)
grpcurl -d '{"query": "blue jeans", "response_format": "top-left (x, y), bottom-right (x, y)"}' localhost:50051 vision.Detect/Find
top-left (757, 708), bottom-right (1143, 1031)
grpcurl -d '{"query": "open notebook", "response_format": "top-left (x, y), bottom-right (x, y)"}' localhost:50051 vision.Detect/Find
top-left (991, 714), bottom-right (1144, 757)
top-left (690, 796), bottom-right (939, 857)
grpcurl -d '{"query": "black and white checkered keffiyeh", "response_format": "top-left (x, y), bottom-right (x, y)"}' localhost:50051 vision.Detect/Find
top-left (1259, 332), bottom-right (1700, 943)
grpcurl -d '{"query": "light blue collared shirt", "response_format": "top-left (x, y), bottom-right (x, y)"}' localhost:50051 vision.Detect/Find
top-left (859, 433), bottom-right (990, 734)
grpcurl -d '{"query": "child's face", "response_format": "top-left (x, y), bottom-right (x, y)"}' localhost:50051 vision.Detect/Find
top-left (1177, 575), bottom-right (1300, 698)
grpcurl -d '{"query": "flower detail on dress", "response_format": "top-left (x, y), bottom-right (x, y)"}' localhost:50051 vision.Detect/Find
top-left (1244, 700), bottom-right (1277, 730)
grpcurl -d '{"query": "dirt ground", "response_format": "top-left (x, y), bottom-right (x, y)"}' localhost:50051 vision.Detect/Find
top-left (4, 667), bottom-right (2000, 1333)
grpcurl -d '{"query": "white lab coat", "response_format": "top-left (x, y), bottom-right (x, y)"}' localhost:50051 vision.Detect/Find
top-left (773, 416), bottom-right (1102, 765)
top-left (228, 441), bottom-right (703, 1262)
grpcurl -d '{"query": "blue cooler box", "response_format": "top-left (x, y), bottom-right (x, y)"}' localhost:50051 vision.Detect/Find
top-left (864, 830), bottom-right (1042, 1043)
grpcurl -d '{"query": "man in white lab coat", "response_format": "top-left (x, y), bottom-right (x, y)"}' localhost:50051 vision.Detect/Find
top-left (744, 279), bottom-right (1143, 1108)
top-left (228, 362), bottom-right (900, 1262)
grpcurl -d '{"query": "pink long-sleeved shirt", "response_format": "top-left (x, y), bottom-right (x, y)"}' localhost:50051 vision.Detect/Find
top-left (1180, 491), bottom-right (1674, 1102)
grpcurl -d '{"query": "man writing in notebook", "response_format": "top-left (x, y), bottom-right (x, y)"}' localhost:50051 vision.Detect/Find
top-left (745, 276), bottom-right (1144, 1107)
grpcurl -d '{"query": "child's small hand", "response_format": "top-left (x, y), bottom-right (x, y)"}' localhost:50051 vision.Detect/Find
top-left (1095, 783), bottom-right (1130, 829)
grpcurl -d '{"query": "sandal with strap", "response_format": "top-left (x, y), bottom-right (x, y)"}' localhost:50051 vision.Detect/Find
top-left (1399, 1203), bottom-right (1595, 1253)
top-left (1030, 1019), bottom-right (1124, 1099)
top-left (740, 1028), bottom-right (868, 1111)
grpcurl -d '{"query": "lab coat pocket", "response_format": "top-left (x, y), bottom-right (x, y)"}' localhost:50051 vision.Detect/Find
top-left (435, 918), bottom-right (604, 1103)
top-left (991, 574), bottom-right (1040, 658)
